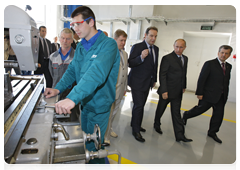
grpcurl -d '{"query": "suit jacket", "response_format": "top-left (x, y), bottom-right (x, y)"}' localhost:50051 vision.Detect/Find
top-left (196, 58), bottom-right (232, 104)
top-left (51, 43), bottom-right (60, 53)
top-left (115, 49), bottom-right (128, 99)
top-left (157, 51), bottom-right (188, 99)
top-left (128, 40), bottom-right (159, 91)
top-left (71, 41), bottom-right (78, 49)
top-left (35, 37), bottom-right (52, 74)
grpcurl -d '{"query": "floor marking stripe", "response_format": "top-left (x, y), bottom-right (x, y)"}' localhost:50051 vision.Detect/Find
top-left (108, 154), bottom-right (150, 170)
top-left (149, 101), bottom-right (236, 123)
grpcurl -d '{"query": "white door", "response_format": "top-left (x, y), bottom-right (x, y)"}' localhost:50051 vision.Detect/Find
top-left (183, 32), bottom-right (231, 91)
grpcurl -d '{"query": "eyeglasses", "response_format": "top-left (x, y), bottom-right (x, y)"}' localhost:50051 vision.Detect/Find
top-left (70, 17), bottom-right (94, 28)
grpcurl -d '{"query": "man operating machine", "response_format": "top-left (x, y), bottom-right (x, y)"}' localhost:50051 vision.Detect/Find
top-left (4, 5), bottom-right (121, 164)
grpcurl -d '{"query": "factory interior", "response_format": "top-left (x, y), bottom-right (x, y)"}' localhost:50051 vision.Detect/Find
top-left (2, 3), bottom-right (238, 170)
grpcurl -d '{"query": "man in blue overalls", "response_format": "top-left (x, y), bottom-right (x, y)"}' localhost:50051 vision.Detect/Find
top-left (44, 6), bottom-right (120, 164)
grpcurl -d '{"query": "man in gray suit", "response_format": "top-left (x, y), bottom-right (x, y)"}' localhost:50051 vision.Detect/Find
top-left (103, 29), bottom-right (129, 146)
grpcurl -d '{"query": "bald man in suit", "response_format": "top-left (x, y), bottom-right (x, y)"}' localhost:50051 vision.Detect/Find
top-left (154, 39), bottom-right (192, 142)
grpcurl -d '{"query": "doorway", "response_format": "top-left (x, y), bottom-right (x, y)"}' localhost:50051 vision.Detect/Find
top-left (183, 31), bottom-right (231, 91)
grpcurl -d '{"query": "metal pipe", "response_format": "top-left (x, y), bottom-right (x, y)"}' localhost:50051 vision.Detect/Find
top-left (129, 5), bottom-right (132, 17)
top-left (107, 150), bottom-right (121, 164)
top-left (137, 20), bottom-right (142, 40)
top-left (110, 22), bottom-right (113, 38)
top-left (127, 22), bottom-right (130, 39)
top-left (49, 128), bottom-right (55, 164)
top-left (55, 139), bottom-right (84, 146)
top-left (55, 121), bottom-right (80, 126)
top-left (89, 149), bottom-right (122, 164)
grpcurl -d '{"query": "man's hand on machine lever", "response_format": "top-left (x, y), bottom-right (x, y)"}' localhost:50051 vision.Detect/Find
top-left (44, 88), bottom-right (60, 98)
top-left (55, 98), bottom-right (75, 115)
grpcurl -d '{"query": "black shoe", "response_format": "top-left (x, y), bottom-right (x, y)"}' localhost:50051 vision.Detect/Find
top-left (102, 142), bottom-right (110, 147)
top-left (176, 136), bottom-right (193, 142)
top-left (140, 127), bottom-right (146, 132)
top-left (208, 134), bottom-right (222, 144)
top-left (182, 112), bottom-right (188, 125)
top-left (132, 132), bottom-right (145, 142)
top-left (154, 126), bottom-right (163, 134)
top-left (130, 124), bottom-right (146, 132)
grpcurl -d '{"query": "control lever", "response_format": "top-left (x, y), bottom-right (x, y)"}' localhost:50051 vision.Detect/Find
top-left (54, 124), bottom-right (101, 150)
top-left (36, 105), bottom-right (68, 116)
top-left (52, 122), bottom-right (70, 140)
top-left (46, 105), bottom-right (69, 116)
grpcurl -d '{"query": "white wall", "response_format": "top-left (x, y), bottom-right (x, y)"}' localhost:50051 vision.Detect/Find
top-left (153, 5), bottom-right (236, 19)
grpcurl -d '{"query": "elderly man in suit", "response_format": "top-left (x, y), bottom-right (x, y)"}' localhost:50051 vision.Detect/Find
top-left (103, 29), bottom-right (128, 146)
top-left (154, 39), bottom-right (192, 142)
top-left (128, 26), bottom-right (159, 142)
top-left (183, 45), bottom-right (233, 144)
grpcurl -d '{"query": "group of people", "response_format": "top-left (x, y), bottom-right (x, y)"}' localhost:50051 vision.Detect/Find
top-left (42, 6), bottom-right (232, 164)
top-left (34, 26), bottom-right (80, 88)
top-left (130, 31), bottom-right (232, 145)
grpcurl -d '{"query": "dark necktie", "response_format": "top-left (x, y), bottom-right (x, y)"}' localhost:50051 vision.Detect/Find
top-left (179, 56), bottom-right (184, 67)
top-left (149, 46), bottom-right (155, 63)
top-left (43, 39), bottom-right (49, 59)
top-left (221, 63), bottom-right (225, 75)
top-left (55, 43), bottom-right (58, 50)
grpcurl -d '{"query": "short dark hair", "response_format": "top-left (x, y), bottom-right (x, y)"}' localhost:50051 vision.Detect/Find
top-left (114, 29), bottom-right (127, 39)
top-left (71, 6), bottom-right (96, 30)
top-left (174, 39), bottom-right (187, 46)
top-left (39, 26), bottom-right (46, 31)
top-left (145, 26), bottom-right (158, 35)
top-left (219, 45), bottom-right (233, 54)
top-left (70, 27), bottom-right (76, 34)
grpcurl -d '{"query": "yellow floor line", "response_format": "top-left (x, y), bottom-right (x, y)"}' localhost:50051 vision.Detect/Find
top-left (108, 155), bottom-right (150, 170)
top-left (149, 101), bottom-right (236, 123)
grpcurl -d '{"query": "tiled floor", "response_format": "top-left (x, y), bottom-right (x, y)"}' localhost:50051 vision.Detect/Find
top-left (106, 89), bottom-right (236, 165)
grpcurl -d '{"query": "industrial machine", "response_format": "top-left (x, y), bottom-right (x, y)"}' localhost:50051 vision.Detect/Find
top-left (4, 5), bottom-right (121, 164)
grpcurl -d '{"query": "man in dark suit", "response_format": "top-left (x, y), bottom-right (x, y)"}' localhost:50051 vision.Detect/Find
top-left (182, 45), bottom-right (233, 144)
top-left (154, 39), bottom-right (192, 142)
top-left (51, 36), bottom-right (60, 52)
top-left (128, 26), bottom-right (159, 142)
top-left (34, 26), bottom-right (53, 88)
